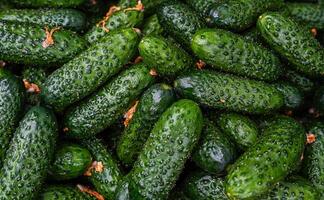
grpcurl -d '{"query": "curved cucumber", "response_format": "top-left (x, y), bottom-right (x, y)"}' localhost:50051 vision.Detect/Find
top-left (0, 106), bottom-right (58, 200)
top-left (117, 83), bottom-right (175, 166)
top-left (10, 0), bottom-right (86, 8)
top-left (174, 70), bottom-right (284, 114)
top-left (64, 63), bottom-right (155, 139)
top-left (142, 14), bottom-right (164, 36)
top-left (0, 21), bottom-right (86, 67)
top-left (314, 86), bottom-right (324, 113)
top-left (41, 28), bottom-right (140, 112)
top-left (40, 185), bottom-right (96, 200)
top-left (257, 12), bottom-right (324, 77)
top-left (225, 116), bottom-right (305, 199)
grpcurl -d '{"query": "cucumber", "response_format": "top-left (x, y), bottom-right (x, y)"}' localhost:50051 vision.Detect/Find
top-left (115, 99), bottom-right (203, 200)
top-left (314, 86), bottom-right (324, 113)
top-left (64, 63), bottom-right (155, 139)
top-left (225, 116), bottom-right (305, 199)
top-left (142, 14), bottom-right (164, 36)
top-left (40, 185), bottom-right (95, 200)
top-left (139, 35), bottom-right (193, 77)
top-left (257, 12), bottom-right (324, 77)
top-left (49, 143), bottom-right (92, 181)
top-left (0, 21), bottom-right (86, 67)
top-left (282, 69), bottom-right (315, 93)
top-left (41, 28), bottom-right (140, 112)
top-left (192, 120), bottom-right (236, 174)
top-left (207, 0), bottom-right (284, 31)
top-left (10, 0), bottom-right (86, 8)
top-left (117, 83), bottom-right (176, 166)
top-left (183, 171), bottom-right (228, 200)
top-left (0, 69), bottom-right (24, 166)
top-left (192, 28), bottom-right (282, 81)
top-left (0, 106), bottom-right (58, 200)
top-left (84, 9), bottom-right (143, 43)
top-left (184, 0), bottom-right (222, 18)
top-left (119, 0), bottom-right (167, 15)
top-left (81, 137), bottom-right (122, 199)
top-left (22, 67), bottom-right (47, 105)
top-left (174, 70), bottom-right (284, 114)
top-left (274, 82), bottom-right (303, 110)
top-left (157, 1), bottom-right (206, 50)
top-left (0, 8), bottom-right (86, 31)
top-left (217, 113), bottom-right (258, 151)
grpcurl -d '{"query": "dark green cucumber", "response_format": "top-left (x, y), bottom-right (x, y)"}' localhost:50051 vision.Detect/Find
top-left (139, 35), bottom-right (193, 76)
top-left (0, 21), bottom-right (86, 66)
top-left (183, 171), bottom-right (228, 200)
top-left (41, 28), bottom-right (140, 112)
top-left (119, 0), bottom-right (167, 15)
top-left (314, 86), bottom-right (324, 113)
top-left (282, 69), bottom-right (315, 93)
top-left (257, 12), bottom-right (324, 77)
top-left (157, 1), bottom-right (205, 50)
top-left (225, 116), bottom-right (305, 199)
top-left (184, 0), bottom-right (222, 18)
top-left (115, 99), bottom-right (203, 200)
top-left (49, 143), bottom-right (92, 181)
top-left (117, 83), bottom-right (175, 166)
top-left (0, 69), bottom-right (24, 166)
top-left (260, 176), bottom-right (319, 200)
top-left (0, 8), bottom-right (86, 31)
top-left (142, 14), bottom-right (164, 36)
top-left (81, 138), bottom-right (122, 199)
top-left (85, 9), bottom-right (143, 43)
top-left (0, 106), bottom-right (58, 200)
top-left (64, 63), bottom-right (155, 139)
top-left (174, 70), bottom-right (284, 114)
top-left (10, 0), bottom-right (86, 8)
top-left (40, 185), bottom-right (96, 200)
top-left (217, 113), bottom-right (258, 151)
top-left (274, 82), bottom-right (303, 110)
top-left (284, 3), bottom-right (324, 29)
top-left (207, 0), bottom-right (284, 31)
top-left (192, 28), bottom-right (282, 81)
top-left (192, 120), bottom-right (236, 174)
top-left (22, 67), bottom-right (47, 105)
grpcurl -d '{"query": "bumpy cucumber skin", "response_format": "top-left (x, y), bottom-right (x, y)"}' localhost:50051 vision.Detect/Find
top-left (117, 83), bottom-right (175, 166)
top-left (41, 28), bottom-right (139, 112)
top-left (217, 113), bottom-right (258, 151)
top-left (10, 0), bottom-right (86, 8)
top-left (0, 8), bottom-right (86, 31)
top-left (81, 138), bottom-right (122, 199)
top-left (157, 1), bottom-right (205, 50)
top-left (0, 21), bottom-right (86, 67)
top-left (274, 82), bottom-right (303, 110)
top-left (314, 86), bottom-right (324, 113)
top-left (174, 70), bottom-right (284, 114)
top-left (257, 12), bottom-right (324, 77)
top-left (225, 116), bottom-right (305, 199)
top-left (40, 185), bottom-right (95, 200)
top-left (49, 143), bottom-right (92, 181)
top-left (282, 69), bottom-right (314, 93)
top-left (119, 0), bottom-right (167, 15)
top-left (192, 29), bottom-right (282, 81)
top-left (208, 0), bottom-right (283, 31)
top-left (0, 69), bottom-right (24, 166)
top-left (139, 35), bottom-right (193, 76)
top-left (183, 171), bottom-right (228, 200)
top-left (116, 99), bottom-right (203, 200)
top-left (192, 121), bottom-right (236, 174)
top-left (64, 63), bottom-right (155, 139)
top-left (184, 0), bottom-right (222, 18)
top-left (22, 67), bottom-right (47, 105)
top-left (0, 106), bottom-right (58, 200)
top-left (142, 14), bottom-right (163, 36)
top-left (85, 10), bottom-right (143, 43)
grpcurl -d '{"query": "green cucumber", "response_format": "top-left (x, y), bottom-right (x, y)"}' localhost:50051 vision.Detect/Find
top-left (117, 83), bottom-right (175, 166)
top-left (0, 106), bottom-right (58, 200)
top-left (282, 69), bottom-right (315, 93)
top-left (0, 8), bottom-right (86, 31)
top-left (64, 63), bottom-right (155, 139)
top-left (115, 99), bottom-right (203, 200)
top-left (40, 185), bottom-right (96, 200)
top-left (81, 138), bottom-right (122, 199)
top-left (274, 82), bottom-right (303, 110)
top-left (184, 0), bottom-right (222, 19)
top-left (157, 1), bottom-right (205, 50)
top-left (10, 0), bottom-right (86, 8)
top-left (217, 113), bottom-right (258, 151)
top-left (257, 12), bottom-right (324, 77)
top-left (41, 28), bottom-right (140, 112)
top-left (225, 116), bottom-right (305, 199)
top-left (0, 69), bottom-right (24, 166)
top-left (142, 14), bottom-right (164, 36)
top-left (183, 171), bottom-right (228, 200)
top-left (49, 143), bottom-right (92, 181)
top-left (119, 0), bottom-right (167, 15)
top-left (192, 28), bottom-right (282, 81)
top-left (139, 35), bottom-right (193, 76)
top-left (0, 21), bottom-right (86, 67)
top-left (314, 86), bottom-right (324, 113)
top-left (22, 67), bottom-right (47, 105)
top-left (192, 120), bottom-right (236, 174)
top-left (174, 70), bottom-right (284, 114)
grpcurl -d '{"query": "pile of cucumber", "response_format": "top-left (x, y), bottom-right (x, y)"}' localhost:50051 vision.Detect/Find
top-left (0, 0), bottom-right (323, 199)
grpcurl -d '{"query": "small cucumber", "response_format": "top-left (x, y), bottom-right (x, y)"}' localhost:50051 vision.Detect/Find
top-left (142, 14), bottom-right (164, 36)
top-left (117, 83), bottom-right (176, 166)
top-left (274, 82), bottom-right (303, 110)
top-left (174, 70), bottom-right (284, 114)
top-left (10, 0), bottom-right (86, 8)
top-left (314, 86), bottom-right (324, 113)
top-left (40, 185), bottom-right (96, 200)
top-left (64, 63), bottom-right (155, 139)
top-left (282, 69), bottom-right (315, 93)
